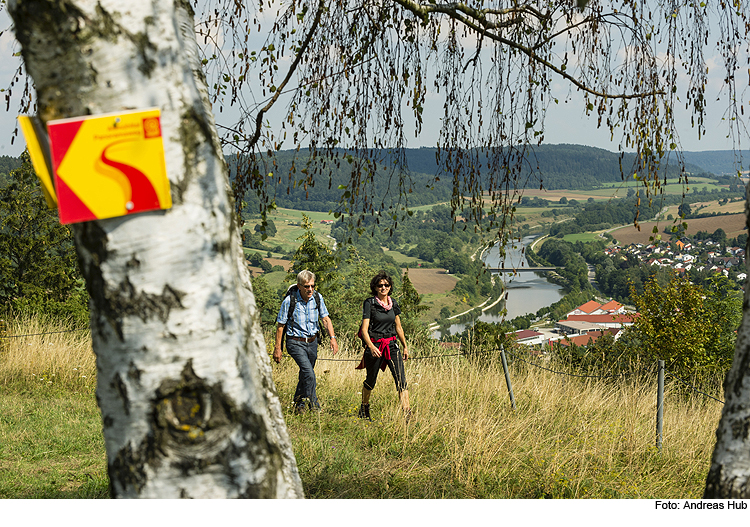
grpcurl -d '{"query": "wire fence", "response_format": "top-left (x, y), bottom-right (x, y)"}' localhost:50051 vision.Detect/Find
top-left (0, 328), bottom-right (89, 340)
top-left (319, 344), bottom-right (724, 408)
top-left (666, 371), bottom-right (725, 404)
top-left (1, 326), bottom-right (727, 412)
top-left (503, 347), bottom-right (650, 380)
top-left (318, 351), bottom-right (464, 362)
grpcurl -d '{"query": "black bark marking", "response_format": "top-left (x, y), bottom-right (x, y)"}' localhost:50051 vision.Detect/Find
top-left (73, 222), bottom-right (126, 339)
top-left (133, 31), bottom-right (157, 77)
top-left (75, 222), bottom-right (186, 339)
top-left (127, 361), bottom-right (143, 384)
top-left (212, 240), bottom-right (232, 256)
top-left (108, 278), bottom-right (186, 325)
top-left (110, 438), bottom-right (153, 497)
top-left (109, 360), bottom-right (284, 497)
top-left (705, 464), bottom-right (750, 498)
top-left (154, 361), bottom-right (232, 447)
top-left (9, 0), bottom-right (93, 121)
top-left (728, 345), bottom-right (750, 398)
top-left (126, 255), bottom-right (141, 269)
top-left (731, 415), bottom-right (750, 440)
top-left (112, 373), bottom-right (130, 416)
top-left (173, 105), bottom-right (218, 204)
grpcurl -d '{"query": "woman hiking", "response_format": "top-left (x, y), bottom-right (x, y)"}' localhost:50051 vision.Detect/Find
top-left (357, 271), bottom-right (411, 422)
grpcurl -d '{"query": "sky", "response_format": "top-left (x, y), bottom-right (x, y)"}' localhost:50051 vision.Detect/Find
top-left (1, 6), bottom-right (748, 159)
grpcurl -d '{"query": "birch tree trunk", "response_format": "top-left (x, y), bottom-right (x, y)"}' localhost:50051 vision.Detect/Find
top-left (704, 203), bottom-right (750, 498)
top-left (9, 0), bottom-right (304, 498)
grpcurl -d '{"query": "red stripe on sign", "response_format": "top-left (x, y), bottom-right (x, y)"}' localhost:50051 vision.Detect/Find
top-left (48, 120), bottom-right (85, 173)
top-left (56, 176), bottom-right (96, 224)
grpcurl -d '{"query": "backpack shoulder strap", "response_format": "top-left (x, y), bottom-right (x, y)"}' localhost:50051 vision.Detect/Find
top-left (314, 291), bottom-right (322, 318)
top-left (285, 285), bottom-right (298, 329)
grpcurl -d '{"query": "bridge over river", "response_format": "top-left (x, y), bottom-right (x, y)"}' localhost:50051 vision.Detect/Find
top-left (486, 266), bottom-right (557, 272)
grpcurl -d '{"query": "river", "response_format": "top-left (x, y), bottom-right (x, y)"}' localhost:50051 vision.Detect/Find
top-left (436, 235), bottom-right (565, 337)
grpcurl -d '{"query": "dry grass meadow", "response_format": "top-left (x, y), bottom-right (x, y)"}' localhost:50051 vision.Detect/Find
top-left (406, 268), bottom-right (459, 295)
top-left (611, 212), bottom-right (746, 246)
top-left (0, 315), bottom-right (725, 498)
top-left (279, 338), bottom-right (723, 498)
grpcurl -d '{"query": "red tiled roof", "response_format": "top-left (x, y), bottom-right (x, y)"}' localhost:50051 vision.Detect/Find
top-left (599, 300), bottom-right (623, 312)
top-left (562, 333), bottom-right (601, 346)
top-left (558, 328), bottom-right (620, 347)
top-left (513, 330), bottom-right (543, 340)
top-left (565, 314), bottom-right (636, 324)
top-left (576, 300), bottom-right (602, 314)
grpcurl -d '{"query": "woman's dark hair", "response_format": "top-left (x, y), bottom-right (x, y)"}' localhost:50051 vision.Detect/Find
top-left (370, 271), bottom-right (394, 296)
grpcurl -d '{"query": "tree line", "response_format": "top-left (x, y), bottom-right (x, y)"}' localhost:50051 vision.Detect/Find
top-left (0, 155), bottom-right (87, 326)
top-left (235, 144), bottom-right (733, 218)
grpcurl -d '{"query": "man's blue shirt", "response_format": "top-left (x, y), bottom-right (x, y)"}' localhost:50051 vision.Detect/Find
top-left (276, 290), bottom-right (330, 338)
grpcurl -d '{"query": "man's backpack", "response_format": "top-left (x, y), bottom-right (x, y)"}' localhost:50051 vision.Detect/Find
top-left (281, 284), bottom-right (322, 349)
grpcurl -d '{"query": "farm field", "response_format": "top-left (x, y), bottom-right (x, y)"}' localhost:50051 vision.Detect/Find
top-left (561, 232), bottom-right (603, 243)
top-left (244, 207), bottom-right (336, 253)
top-left (513, 176), bottom-right (730, 203)
top-left (402, 268), bottom-right (464, 320)
top-left (382, 247), bottom-right (425, 267)
top-left (689, 199), bottom-right (745, 216)
top-left (610, 213), bottom-right (746, 246)
top-left (404, 268), bottom-right (458, 295)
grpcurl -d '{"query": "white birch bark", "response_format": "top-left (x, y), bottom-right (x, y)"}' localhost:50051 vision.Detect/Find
top-left (9, 0), bottom-right (303, 498)
top-left (705, 201), bottom-right (750, 498)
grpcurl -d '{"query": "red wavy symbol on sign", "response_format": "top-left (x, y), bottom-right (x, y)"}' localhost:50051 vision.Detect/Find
top-left (99, 142), bottom-right (160, 213)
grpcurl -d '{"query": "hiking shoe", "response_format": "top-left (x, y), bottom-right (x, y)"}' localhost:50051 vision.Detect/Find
top-left (293, 404), bottom-right (307, 415)
top-left (404, 409), bottom-right (413, 424)
top-left (358, 403), bottom-right (372, 421)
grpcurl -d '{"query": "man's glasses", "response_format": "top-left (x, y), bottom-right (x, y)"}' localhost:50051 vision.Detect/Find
top-left (302, 284), bottom-right (315, 289)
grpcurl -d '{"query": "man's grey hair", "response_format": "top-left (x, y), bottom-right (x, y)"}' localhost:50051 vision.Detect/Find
top-left (297, 270), bottom-right (315, 286)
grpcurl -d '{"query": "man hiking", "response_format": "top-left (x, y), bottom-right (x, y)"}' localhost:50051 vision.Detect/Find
top-left (273, 270), bottom-right (339, 413)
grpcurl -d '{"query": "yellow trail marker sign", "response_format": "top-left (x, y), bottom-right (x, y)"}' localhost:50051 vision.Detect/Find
top-left (17, 115), bottom-right (57, 209)
top-left (20, 108), bottom-right (172, 224)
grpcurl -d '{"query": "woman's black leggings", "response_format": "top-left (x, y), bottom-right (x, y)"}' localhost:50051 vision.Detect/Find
top-left (362, 342), bottom-right (407, 392)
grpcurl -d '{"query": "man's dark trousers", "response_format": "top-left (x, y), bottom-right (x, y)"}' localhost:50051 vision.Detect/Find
top-left (286, 338), bottom-right (320, 410)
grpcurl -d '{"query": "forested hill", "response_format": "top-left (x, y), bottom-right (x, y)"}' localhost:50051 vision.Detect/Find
top-left (231, 150), bottom-right (454, 214)
top-left (401, 144), bottom-right (710, 190)
top-left (682, 150), bottom-right (750, 176)
top-left (0, 146), bottom-right (722, 212)
top-left (234, 144), bottom-right (714, 213)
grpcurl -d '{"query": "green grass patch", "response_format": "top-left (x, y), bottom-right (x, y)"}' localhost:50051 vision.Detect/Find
top-left (562, 232), bottom-right (602, 243)
top-left (244, 208), bottom-right (335, 253)
top-left (263, 270), bottom-right (291, 290)
top-left (419, 292), bottom-right (471, 322)
top-left (383, 248), bottom-right (426, 267)
top-left (0, 392), bottom-right (108, 498)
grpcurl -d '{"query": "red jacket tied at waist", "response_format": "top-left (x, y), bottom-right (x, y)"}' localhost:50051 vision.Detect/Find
top-left (356, 335), bottom-right (397, 370)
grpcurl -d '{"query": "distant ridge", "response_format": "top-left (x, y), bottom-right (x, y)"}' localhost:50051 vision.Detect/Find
top-left (399, 144), bottom-right (709, 189)
top-left (232, 144), bottom-right (736, 212)
top-left (681, 150), bottom-right (749, 175)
